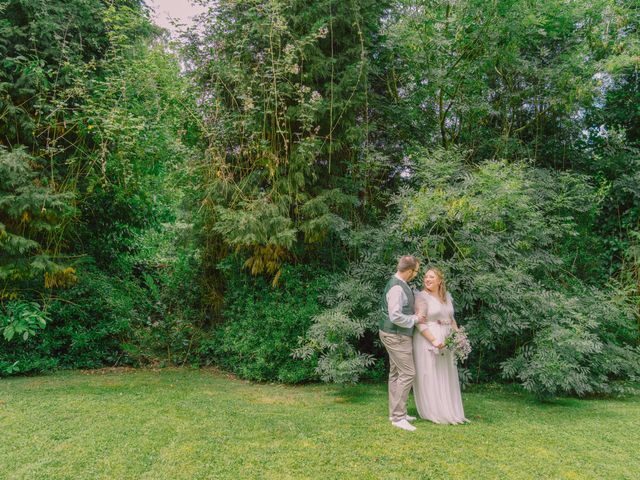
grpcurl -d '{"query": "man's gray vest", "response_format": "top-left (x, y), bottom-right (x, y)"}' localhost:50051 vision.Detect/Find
top-left (380, 276), bottom-right (415, 337)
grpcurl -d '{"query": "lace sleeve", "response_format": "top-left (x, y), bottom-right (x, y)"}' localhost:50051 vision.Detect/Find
top-left (415, 292), bottom-right (428, 316)
top-left (414, 292), bottom-right (429, 332)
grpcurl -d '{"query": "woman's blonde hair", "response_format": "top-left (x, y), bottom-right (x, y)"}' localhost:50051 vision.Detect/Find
top-left (424, 267), bottom-right (447, 303)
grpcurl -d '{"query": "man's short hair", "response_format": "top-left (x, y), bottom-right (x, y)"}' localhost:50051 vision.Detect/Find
top-left (397, 255), bottom-right (419, 273)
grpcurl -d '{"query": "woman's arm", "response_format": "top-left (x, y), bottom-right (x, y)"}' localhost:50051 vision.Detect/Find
top-left (417, 325), bottom-right (444, 349)
top-left (414, 295), bottom-right (427, 318)
top-left (451, 311), bottom-right (459, 331)
top-left (416, 294), bottom-right (444, 348)
top-left (448, 292), bottom-right (459, 332)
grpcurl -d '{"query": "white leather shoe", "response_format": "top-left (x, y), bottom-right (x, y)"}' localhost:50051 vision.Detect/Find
top-left (391, 419), bottom-right (416, 431)
top-left (389, 415), bottom-right (417, 422)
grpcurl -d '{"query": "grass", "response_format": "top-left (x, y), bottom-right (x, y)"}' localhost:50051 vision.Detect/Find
top-left (1, 369), bottom-right (638, 480)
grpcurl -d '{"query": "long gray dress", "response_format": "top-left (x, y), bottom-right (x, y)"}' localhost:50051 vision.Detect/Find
top-left (413, 290), bottom-right (467, 424)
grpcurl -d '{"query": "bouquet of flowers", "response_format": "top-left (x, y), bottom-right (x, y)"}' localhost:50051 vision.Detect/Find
top-left (443, 327), bottom-right (471, 363)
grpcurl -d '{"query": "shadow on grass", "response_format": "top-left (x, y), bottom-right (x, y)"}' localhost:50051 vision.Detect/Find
top-left (330, 382), bottom-right (385, 404)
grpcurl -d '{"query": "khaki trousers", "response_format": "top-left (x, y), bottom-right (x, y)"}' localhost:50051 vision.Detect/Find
top-left (379, 330), bottom-right (415, 422)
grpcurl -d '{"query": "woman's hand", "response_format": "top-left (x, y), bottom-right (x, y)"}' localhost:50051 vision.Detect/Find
top-left (432, 340), bottom-right (445, 349)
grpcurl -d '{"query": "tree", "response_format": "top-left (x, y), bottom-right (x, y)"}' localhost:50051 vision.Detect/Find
top-left (0, 147), bottom-right (76, 296)
top-left (184, 0), bottom-right (390, 288)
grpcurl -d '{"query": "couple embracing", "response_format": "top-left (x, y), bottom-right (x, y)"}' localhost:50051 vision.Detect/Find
top-left (379, 255), bottom-right (467, 432)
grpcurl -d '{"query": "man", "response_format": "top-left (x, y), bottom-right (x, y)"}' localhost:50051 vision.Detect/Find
top-left (379, 255), bottom-right (426, 432)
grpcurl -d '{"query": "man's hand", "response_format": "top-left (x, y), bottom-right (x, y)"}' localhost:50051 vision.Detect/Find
top-left (416, 314), bottom-right (427, 324)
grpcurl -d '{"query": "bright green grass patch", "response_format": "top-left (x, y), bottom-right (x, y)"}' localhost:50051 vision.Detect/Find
top-left (1, 369), bottom-right (638, 479)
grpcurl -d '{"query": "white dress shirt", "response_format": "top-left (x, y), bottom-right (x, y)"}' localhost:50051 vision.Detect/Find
top-left (386, 273), bottom-right (418, 329)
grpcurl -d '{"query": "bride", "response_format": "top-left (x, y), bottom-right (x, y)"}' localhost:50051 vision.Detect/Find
top-left (413, 267), bottom-right (467, 424)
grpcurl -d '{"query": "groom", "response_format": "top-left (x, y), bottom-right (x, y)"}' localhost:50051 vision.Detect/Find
top-left (379, 255), bottom-right (426, 432)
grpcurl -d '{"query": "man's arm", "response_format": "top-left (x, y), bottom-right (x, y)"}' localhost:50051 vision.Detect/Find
top-left (387, 286), bottom-right (419, 328)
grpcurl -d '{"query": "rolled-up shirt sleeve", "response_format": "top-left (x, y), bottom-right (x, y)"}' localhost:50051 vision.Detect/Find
top-left (386, 285), bottom-right (417, 329)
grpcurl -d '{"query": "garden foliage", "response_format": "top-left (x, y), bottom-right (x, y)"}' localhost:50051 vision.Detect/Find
top-left (298, 148), bottom-right (640, 396)
top-left (201, 260), bottom-right (327, 383)
top-left (0, 0), bottom-right (638, 398)
top-left (0, 0), bottom-right (201, 375)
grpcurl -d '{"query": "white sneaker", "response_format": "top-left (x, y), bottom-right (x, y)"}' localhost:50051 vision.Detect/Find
top-left (389, 415), bottom-right (417, 422)
top-left (391, 419), bottom-right (416, 431)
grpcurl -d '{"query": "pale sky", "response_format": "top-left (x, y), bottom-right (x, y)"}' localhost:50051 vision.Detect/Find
top-left (148, 0), bottom-right (207, 33)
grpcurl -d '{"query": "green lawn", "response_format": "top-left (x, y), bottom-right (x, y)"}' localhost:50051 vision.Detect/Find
top-left (1, 369), bottom-right (638, 480)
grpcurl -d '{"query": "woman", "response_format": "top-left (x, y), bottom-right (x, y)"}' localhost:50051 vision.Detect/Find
top-left (413, 268), bottom-right (467, 424)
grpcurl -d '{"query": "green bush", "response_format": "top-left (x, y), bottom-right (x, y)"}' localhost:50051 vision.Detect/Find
top-left (200, 260), bottom-right (329, 383)
top-left (0, 212), bottom-right (209, 376)
top-left (125, 225), bottom-right (206, 367)
top-left (0, 301), bottom-right (52, 376)
top-left (299, 148), bottom-right (640, 396)
top-left (0, 301), bottom-right (48, 342)
top-left (0, 265), bottom-right (141, 375)
top-left (0, 147), bottom-right (76, 295)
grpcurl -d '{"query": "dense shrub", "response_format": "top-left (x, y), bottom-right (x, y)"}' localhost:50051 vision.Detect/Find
top-left (0, 240), bottom-right (206, 376)
top-left (200, 260), bottom-right (330, 383)
top-left (0, 265), bottom-right (140, 375)
top-left (0, 148), bottom-right (76, 295)
top-left (124, 223), bottom-right (206, 367)
top-left (0, 1), bottom-right (202, 377)
top-left (298, 148), bottom-right (640, 396)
